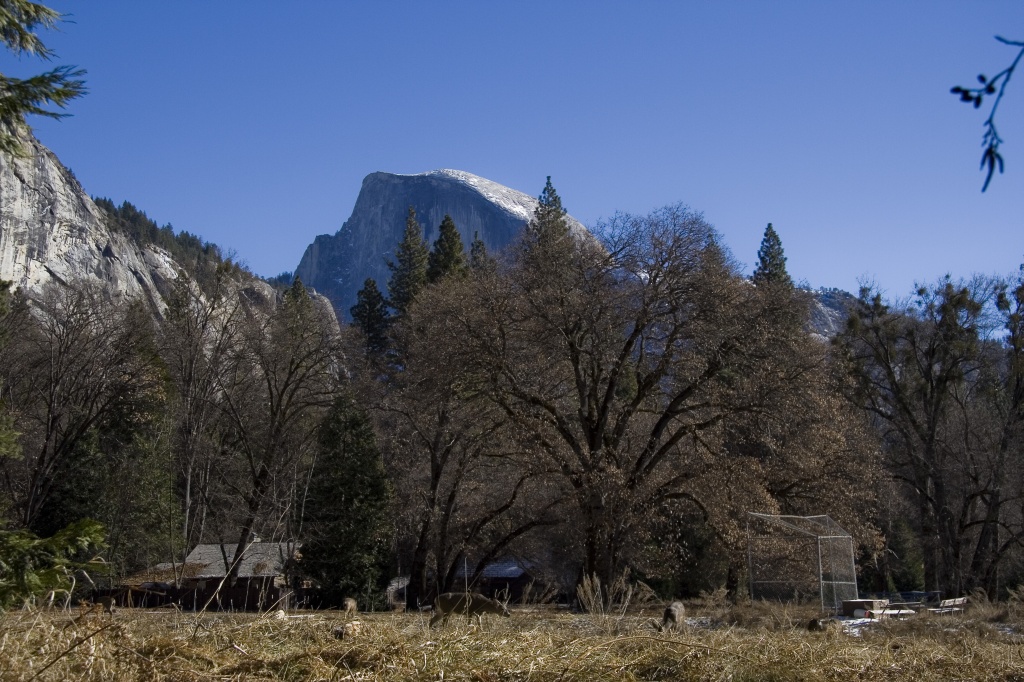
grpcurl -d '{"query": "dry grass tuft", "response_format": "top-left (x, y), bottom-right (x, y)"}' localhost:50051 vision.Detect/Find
top-left (2, 601), bottom-right (1024, 681)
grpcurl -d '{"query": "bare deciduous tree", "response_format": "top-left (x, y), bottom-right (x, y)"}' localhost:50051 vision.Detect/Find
top-left (213, 280), bottom-right (340, 582)
top-left (158, 269), bottom-right (242, 560)
top-left (375, 280), bottom-right (560, 608)
top-left (0, 282), bottom-right (162, 531)
top-left (836, 273), bottom-right (1024, 595)
top-left (424, 204), bottom-right (810, 597)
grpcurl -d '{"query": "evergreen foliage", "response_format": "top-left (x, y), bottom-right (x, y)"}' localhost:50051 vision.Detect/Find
top-left (265, 271), bottom-right (294, 290)
top-left (301, 395), bottom-right (393, 603)
top-left (0, 518), bottom-right (106, 610)
top-left (93, 198), bottom-right (242, 291)
top-left (752, 223), bottom-right (793, 288)
top-left (427, 214), bottom-right (468, 283)
top-left (30, 358), bottom-right (172, 575)
top-left (469, 231), bottom-right (496, 273)
top-left (350, 278), bottom-right (390, 355)
top-left (530, 176), bottom-right (571, 246)
top-left (520, 176), bottom-right (576, 286)
top-left (0, 0), bottom-right (86, 158)
top-left (386, 206), bottom-right (429, 316)
top-left (283, 277), bottom-right (309, 309)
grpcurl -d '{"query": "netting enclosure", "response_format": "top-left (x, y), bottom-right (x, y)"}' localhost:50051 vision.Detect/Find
top-left (746, 513), bottom-right (858, 612)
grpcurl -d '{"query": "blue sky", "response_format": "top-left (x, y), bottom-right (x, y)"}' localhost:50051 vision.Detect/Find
top-left (13, 1), bottom-right (1024, 296)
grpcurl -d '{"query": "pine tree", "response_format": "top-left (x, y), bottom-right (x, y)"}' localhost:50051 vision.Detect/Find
top-left (752, 223), bottom-right (794, 288)
top-left (426, 214), bottom-right (468, 283)
top-left (469, 231), bottom-right (496, 273)
top-left (283, 277), bottom-right (309, 306)
top-left (387, 207), bottom-right (429, 316)
top-left (0, 518), bottom-right (106, 609)
top-left (350, 278), bottom-right (389, 355)
top-left (522, 176), bottom-right (574, 273)
top-left (300, 395), bottom-right (393, 604)
top-left (531, 176), bottom-right (571, 246)
top-left (0, 1), bottom-right (86, 157)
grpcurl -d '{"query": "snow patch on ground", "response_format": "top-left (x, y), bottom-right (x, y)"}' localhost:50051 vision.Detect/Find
top-left (837, 617), bottom-right (876, 636)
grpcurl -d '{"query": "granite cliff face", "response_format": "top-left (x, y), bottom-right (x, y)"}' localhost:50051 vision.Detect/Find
top-left (294, 170), bottom-right (586, 319)
top-left (0, 136), bottom-right (850, 338)
top-left (0, 132), bottom-right (301, 320)
top-left (295, 169), bottom-right (857, 334)
top-left (0, 133), bottom-right (181, 311)
top-left (808, 288), bottom-right (856, 340)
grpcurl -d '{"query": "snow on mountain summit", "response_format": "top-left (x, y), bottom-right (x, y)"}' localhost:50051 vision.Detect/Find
top-left (398, 169), bottom-right (538, 223)
top-left (296, 169), bottom-right (589, 319)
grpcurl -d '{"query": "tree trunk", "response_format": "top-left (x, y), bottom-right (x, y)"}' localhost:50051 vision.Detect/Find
top-left (405, 514), bottom-right (432, 610)
top-left (969, 489), bottom-right (1001, 596)
top-left (919, 501), bottom-right (940, 594)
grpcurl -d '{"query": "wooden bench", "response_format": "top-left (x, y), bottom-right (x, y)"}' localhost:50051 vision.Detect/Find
top-left (927, 596), bottom-right (968, 614)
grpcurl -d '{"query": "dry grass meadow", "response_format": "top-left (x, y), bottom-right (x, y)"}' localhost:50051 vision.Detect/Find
top-left (3, 597), bottom-right (1024, 681)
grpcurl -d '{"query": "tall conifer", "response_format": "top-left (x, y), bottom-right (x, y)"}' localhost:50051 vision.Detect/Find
top-left (300, 395), bottom-right (393, 602)
top-left (523, 176), bottom-right (574, 274)
top-left (531, 176), bottom-right (571, 245)
top-left (470, 231), bottom-right (496, 273)
top-left (427, 214), bottom-right (467, 283)
top-left (752, 223), bottom-right (794, 288)
top-left (387, 207), bottom-right (429, 316)
top-left (350, 278), bottom-right (389, 355)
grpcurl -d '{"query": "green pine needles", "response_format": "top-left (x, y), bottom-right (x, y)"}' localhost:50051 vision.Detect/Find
top-left (387, 207), bottom-right (429, 317)
top-left (0, 0), bottom-right (86, 157)
top-left (427, 214), bottom-right (468, 283)
top-left (531, 176), bottom-right (571, 245)
top-left (300, 396), bottom-right (392, 603)
top-left (752, 222), bottom-right (793, 288)
top-left (0, 518), bottom-right (106, 610)
top-left (351, 278), bottom-right (389, 355)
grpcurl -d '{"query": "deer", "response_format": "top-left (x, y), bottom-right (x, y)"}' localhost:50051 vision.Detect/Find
top-left (79, 595), bottom-right (117, 618)
top-left (343, 597), bottom-right (358, 615)
top-left (333, 621), bottom-right (362, 639)
top-left (659, 601), bottom-right (685, 631)
top-left (429, 592), bottom-right (511, 628)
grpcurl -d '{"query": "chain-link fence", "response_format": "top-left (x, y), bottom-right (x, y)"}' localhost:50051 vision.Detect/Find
top-left (747, 513), bottom-right (858, 612)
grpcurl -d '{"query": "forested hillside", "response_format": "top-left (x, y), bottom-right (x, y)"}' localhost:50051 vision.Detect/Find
top-left (92, 197), bottom-right (247, 292)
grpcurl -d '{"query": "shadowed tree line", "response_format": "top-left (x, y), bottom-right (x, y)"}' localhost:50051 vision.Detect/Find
top-left (2, 180), bottom-right (1023, 610)
top-left (347, 182), bottom-right (883, 607)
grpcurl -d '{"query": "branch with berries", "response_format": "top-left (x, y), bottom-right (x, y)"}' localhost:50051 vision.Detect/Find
top-left (951, 36), bottom-right (1024, 191)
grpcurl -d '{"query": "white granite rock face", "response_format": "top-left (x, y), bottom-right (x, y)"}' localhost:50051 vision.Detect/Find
top-left (0, 133), bottom-right (181, 312)
top-left (0, 133), bottom-right (337, 327)
top-left (807, 288), bottom-right (856, 341)
top-left (294, 169), bottom-right (589, 320)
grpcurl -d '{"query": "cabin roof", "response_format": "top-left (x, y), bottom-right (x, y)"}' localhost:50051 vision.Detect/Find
top-left (182, 542), bottom-right (298, 579)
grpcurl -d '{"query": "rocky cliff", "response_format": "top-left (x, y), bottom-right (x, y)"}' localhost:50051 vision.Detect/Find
top-left (807, 288), bottom-right (856, 340)
top-left (0, 132), bottom-right (183, 311)
top-left (0, 132), bottom-right (291, 317)
top-left (294, 169), bottom-right (586, 319)
top-left (0, 136), bottom-right (850, 338)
